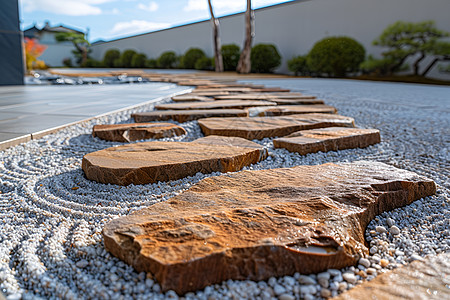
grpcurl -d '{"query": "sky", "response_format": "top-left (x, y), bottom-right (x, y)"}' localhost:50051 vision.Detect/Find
top-left (19, 0), bottom-right (294, 42)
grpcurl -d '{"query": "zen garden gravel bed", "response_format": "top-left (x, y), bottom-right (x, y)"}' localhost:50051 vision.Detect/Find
top-left (0, 78), bottom-right (449, 299)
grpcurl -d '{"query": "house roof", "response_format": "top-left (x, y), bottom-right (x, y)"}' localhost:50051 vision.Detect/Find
top-left (23, 22), bottom-right (84, 37)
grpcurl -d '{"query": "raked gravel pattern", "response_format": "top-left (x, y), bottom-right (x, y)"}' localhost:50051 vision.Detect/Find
top-left (1, 79), bottom-right (449, 299)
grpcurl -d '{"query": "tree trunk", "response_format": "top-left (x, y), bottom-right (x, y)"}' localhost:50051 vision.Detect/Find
top-left (236, 0), bottom-right (253, 74)
top-left (208, 0), bottom-right (223, 72)
top-left (420, 56), bottom-right (450, 77)
top-left (413, 52), bottom-right (426, 76)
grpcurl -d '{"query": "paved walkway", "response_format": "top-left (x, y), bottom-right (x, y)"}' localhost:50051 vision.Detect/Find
top-left (0, 82), bottom-right (189, 150)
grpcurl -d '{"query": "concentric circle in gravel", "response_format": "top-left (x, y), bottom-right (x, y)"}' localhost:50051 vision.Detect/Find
top-left (0, 79), bottom-right (449, 299)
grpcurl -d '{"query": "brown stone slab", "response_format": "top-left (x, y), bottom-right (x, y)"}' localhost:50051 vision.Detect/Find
top-left (269, 99), bottom-right (325, 105)
top-left (171, 94), bottom-right (212, 102)
top-left (132, 109), bottom-right (248, 123)
top-left (253, 105), bottom-right (337, 116)
top-left (215, 94), bottom-right (315, 100)
top-left (336, 253), bottom-right (449, 300)
top-left (192, 87), bottom-right (254, 93)
top-left (198, 114), bottom-right (355, 140)
top-left (194, 135), bottom-right (265, 149)
top-left (273, 127), bottom-right (381, 155)
top-left (82, 141), bottom-right (267, 186)
top-left (155, 100), bottom-right (277, 111)
top-left (92, 123), bottom-right (186, 142)
top-left (102, 161), bottom-right (436, 294)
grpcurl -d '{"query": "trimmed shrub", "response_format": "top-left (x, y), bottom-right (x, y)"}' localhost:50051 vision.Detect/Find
top-left (146, 59), bottom-right (157, 68)
top-left (113, 58), bottom-right (122, 68)
top-left (83, 58), bottom-right (103, 68)
top-left (120, 49), bottom-right (137, 68)
top-left (157, 51), bottom-right (177, 68)
top-left (287, 55), bottom-right (309, 76)
top-left (307, 36), bottom-right (365, 77)
top-left (221, 44), bottom-right (240, 71)
top-left (131, 53), bottom-right (147, 68)
top-left (195, 57), bottom-right (213, 70)
top-left (180, 48), bottom-right (206, 69)
top-left (360, 54), bottom-right (409, 76)
top-left (63, 58), bottom-right (72, 68)
top-left (250, 44), bottom-right (281, 73)
top-left (103, 49), bottom-right (120, 67)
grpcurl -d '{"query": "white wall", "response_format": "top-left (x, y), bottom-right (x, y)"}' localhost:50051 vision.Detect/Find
top-left (91, 0), bottom-right (450, 79)
top-left (39, 32), bottom-right (77, 67)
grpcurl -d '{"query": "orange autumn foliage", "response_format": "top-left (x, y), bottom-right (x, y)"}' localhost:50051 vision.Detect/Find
top-left (24, 37), bottom-right (47, 71)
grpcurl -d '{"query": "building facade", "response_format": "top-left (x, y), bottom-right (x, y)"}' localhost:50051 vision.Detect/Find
top-left (0, 0), bottom-right (24, 85)
top-left (91, 0), bottom-right (450, 79)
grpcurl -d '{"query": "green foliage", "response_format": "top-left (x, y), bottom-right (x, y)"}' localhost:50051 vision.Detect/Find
top-left (180, 48), bottom-right (206, 69)
top-left (195, 57), bottom-right (213, 70)
top-left (113, 58), bottom-right (122, 68)
top-left (250, 44), bottom-right (281, 73)
top-left (62, 58), bottom-right (72, 68)
top-left (120, 49), bottom-right (138, 68)
top-left (373, 20), bottom-right (450, 75)
top-left (103, 49), bottom-right (120, 67)
top-left (287, 55), bottom-right (309, 76)
top-left (307, 36), bottom-right (365, 77)
top-left (131, 53), bottom-right (147, 68)
top-left (157, 51), bottom-right (177, 68)
top-left (146, 59), bottom-right (157, 68)
top-left (360, 55), bottom-right (409, 75)
top-left (83, 58), bottom-right (103, 68)
top-left (221, 44), bottom-right (240, 71)
top-left (55, 32), bottom-right (90, 66)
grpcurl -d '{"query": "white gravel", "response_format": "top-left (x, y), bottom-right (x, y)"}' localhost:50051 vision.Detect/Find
top-left (0, 78), bottom-right (449, 299)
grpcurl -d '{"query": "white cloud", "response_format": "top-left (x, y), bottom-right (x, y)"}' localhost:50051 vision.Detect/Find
top-left (20, 0), bottom-right (117, 16)
top-left (110, 20), bottom-right (171, 36)
top-left (137, 1), bottom-right (159, 12)
top-left (183, 0), bottom-right (285, 12)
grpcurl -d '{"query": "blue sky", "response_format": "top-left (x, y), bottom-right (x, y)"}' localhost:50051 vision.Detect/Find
top-left (19, 0), bottom-right (293, 42)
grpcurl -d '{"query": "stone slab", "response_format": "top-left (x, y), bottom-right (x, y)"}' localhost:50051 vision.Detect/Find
top-left (103, 161), bottom-right (436, 294)
top-left (194, 135), bottom-right (266, 149)
top-left (252, 105), bottom-right (337, 116)
top-left (198, 113), bottom-right (354, 140)
top-left (171, 94), bottom-right (212, 102)
top-left (336, 253), bottom-right (450, 300)
top-left (273, 127), bottom-right (381, 155)
top-left (132, 109), bottom-right (249, 123)
top-left (155, 100), bottom-right (277, 111)
top-left (92, 123), bottom-right (187, 142)
top-left (215, 94), bottom-right (316, 100)
top-left (82, 141), bottom-right (266, 185)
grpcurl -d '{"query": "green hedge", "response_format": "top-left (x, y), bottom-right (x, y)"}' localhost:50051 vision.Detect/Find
top-left (157, 51), bottom-right (177, 68)
top-left (180, 48), bottom-right (206, 69)
top-left (250, 44), bottom-right (281, 73)
top-left (131, 53), bottom-right (147, 68)
top-left (221, 44), bottom-right (240, 71)
top-left (287, 55), bottom-right (309, 76)
top-left (103, 49), bottom-right (120, 67)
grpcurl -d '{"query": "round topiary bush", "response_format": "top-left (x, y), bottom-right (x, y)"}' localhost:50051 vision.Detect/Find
top-left (131, 53), bottom-right (147, 68)
top-left (121, 49), bottom-right (138, 68)
top-left (250, 44), bottom-right (281, 73)
top-left (146, 59), bottom-right (157, 68)
top-left (103, 49), bottom-right (120, 67)
top-left (181, 48), bottom-right (206, 69)
top-left (221, 44), bottom-right (240, 71)
top-left (157, 51), bottom-right (177, 69)
top-left (194, 57), bottom-right (213, 70)
top-left (307, 36), bottom-right (365, 77)
top-left (287, 55), bottom-right (309, 76)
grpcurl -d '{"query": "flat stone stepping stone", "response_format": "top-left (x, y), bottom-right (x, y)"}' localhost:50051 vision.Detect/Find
top-left (155, 100), bottom-right (277, 111)
top-left (171, 94), bottom-right (212, 102)
top-left (92, 123), bottom-right (187, 142)
top-left (82, 141), bottom-right (267, 186)
top-left (273, 127), bottom-right (381, 154)
top-left (194, 135), bottom-right (266, 149)
top-left (269, 99), bottom-right (325, 105)
top-left (102, 161), bottom-right (436, 294)
top-left (252, 104), bottom-right (337, 116)
top-left (198, 114), bottom-right (354, 140)
top-left (132, 109), bottom-right (248, 123)
top-left (335, 253), bottom-right (449, 300)
top-left (215, 93), bottom-right (316, 100)
top-left (192, 87), bottom-right (254, 93)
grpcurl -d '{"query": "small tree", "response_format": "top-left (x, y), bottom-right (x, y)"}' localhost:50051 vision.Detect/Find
top-left (288, 55), bottom-right (309, 76)
top-left (120, 49), bottom-right (138, 68)
top-left (103, 49), bottom-right (120, 67)
top-left (250, 44), bottom-right (281, 73)
top-left (55, 32), bottom-right (90, 66)
top-left (24, 38), bottom-right (47, 72)
top-left (420, 41), bottom-right (450, 76)
top-left (221, 44), bottom-right (240, 71)
top-left (157, 51), bottom-right (177, 68)
top-left (307, 36), bottom-right (365, 77)
top-left (373, 20), bottom-right (450, 75)
top-left (131, 53), bottom-right (147, 68)
top-left (208, 0), bottom-right (223, 72)
top-left (236, 0), bottom-right (253, 74)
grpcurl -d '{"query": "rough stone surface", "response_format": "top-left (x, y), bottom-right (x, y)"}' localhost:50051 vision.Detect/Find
top-left (92, 123), bottom-right (187, 142)
top-left (215, 94), bottom-right (316, 100)
top-left (198, 114), bottom-right (355, 140)
top-left (171, 94), bottom-right (212, 102)
top-left (273, 127), bottom-right (381, 155)
top-left (253, 105), bottom-right (337, 116)
top-left (336, 253), bottom-right (450, 300)
top-left (102, 161), bottom-right (436, 294)
top-left (82, 141), bottom-right (266, 185)
top-left (193, 135), bottom-right (266, 149)
top-left (155, 100), bottom-right (277, 110)
top-left (132, 109), bottom-right (248, 123)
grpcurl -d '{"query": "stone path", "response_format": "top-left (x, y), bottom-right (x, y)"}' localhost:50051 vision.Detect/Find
top-left (198, 114), bottom-right (355, 140)
top-left (82, 139), bottom-right (267, 185)
top-left (214, 93), bottom-right (317, 100)
top-left (132, 109), bottom-right (249, 122)
top-left (273, 127), bottom-right (381, 155)
top-left (155, 99), bottom-right (277, 110)
top-left (253, 104), bottom-right (337, 116)
top-left (92, 123), bottom-right (186, 142)
top-left (102, 161), bottom-right (435, 294)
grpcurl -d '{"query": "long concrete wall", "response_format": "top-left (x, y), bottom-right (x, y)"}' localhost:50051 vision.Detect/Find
top-left (91, 0), bottom-right (450, 79)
